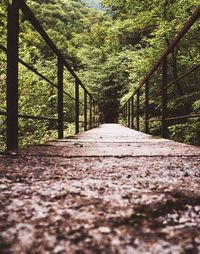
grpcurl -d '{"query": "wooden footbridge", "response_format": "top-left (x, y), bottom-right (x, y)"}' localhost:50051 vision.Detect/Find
top-left (0, 1), bottom-right (200, 253)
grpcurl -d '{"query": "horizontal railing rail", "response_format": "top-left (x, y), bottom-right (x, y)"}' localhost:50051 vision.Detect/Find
top-left (0, 0), bottom-right (101, 151)
top-left (0, 44), bottom-right (80, 103)
top-left (120, 5), bottom-right (200, 138)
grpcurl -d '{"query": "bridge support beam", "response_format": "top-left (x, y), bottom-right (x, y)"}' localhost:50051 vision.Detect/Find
top-left (6, 0), bottom-right (19, 151)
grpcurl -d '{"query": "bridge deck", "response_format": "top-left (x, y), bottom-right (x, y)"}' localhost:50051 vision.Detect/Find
top-left (0, 124), bottom-right (200, 253)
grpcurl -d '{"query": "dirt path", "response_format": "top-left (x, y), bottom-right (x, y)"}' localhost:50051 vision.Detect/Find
top-left (0, 124), bottom-right (200, 254)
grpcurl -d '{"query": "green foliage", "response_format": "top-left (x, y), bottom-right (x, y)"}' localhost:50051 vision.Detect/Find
top-left (168, 120), bottom-right (200, 145)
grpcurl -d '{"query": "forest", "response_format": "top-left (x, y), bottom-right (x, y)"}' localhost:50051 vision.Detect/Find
top-left (0, 0), bottom-right (199, 150)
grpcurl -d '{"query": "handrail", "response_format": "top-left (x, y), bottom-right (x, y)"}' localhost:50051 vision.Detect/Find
top-left (121, 5), bottom-right (200, 138)
top-left (0, 43), bottom-right (88, 103)
top-left (125, 5), bottom-right (200, 100)
top-left (148, 64), bottom-right (200, 100)
top-left (0, 44), bottom-right (93, 104)
top-left (18, 0), bottom-right (95, 100)
top-left (1, 0), bottom-right (102, 150)
top-left (0, 44), bottom-right (58, 89)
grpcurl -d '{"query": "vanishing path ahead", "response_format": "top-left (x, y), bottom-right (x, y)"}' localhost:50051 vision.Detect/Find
top-left (0, 124), bottom-right (200, 253)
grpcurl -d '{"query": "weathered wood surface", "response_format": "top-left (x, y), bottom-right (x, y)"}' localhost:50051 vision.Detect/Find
top-left (0, 124), bottom-right (200, 253)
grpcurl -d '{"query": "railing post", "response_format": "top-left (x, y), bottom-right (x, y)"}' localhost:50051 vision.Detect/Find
top-left (89, 96), bottom-right (92, 129)
top-left (98, 107), bottom-right (100, 126)
top-left (122, 106), bottom-right (124, 123)
top-left (75, 78), bottom-right (79, 134)
top-left (95, 103), bottom-right (97, 127)
top-left (6, 0), bottom-right (19, 151)
top-left (161, 56), bottom-right (168, 138)
top-left (84, 89), bottom-right (87, 131)
top-left (136, 90), bottom-right (140, 131)
top-left (145, 80), bottom-right (149, 134)
top-left (97, 106), bottom-right (99, 127)
top-left (93, 100), bottom-right (96, 127)
top-left (131, 96), bottom-right (134, 129)
top-left (125, 103), bottom-right (127, 126)
top-left (98, 106), bottom-right (101, 125)
top-left (127, 100), bottom-right (130, 128)
top-left (57, 57), bottom-right (64, 139)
